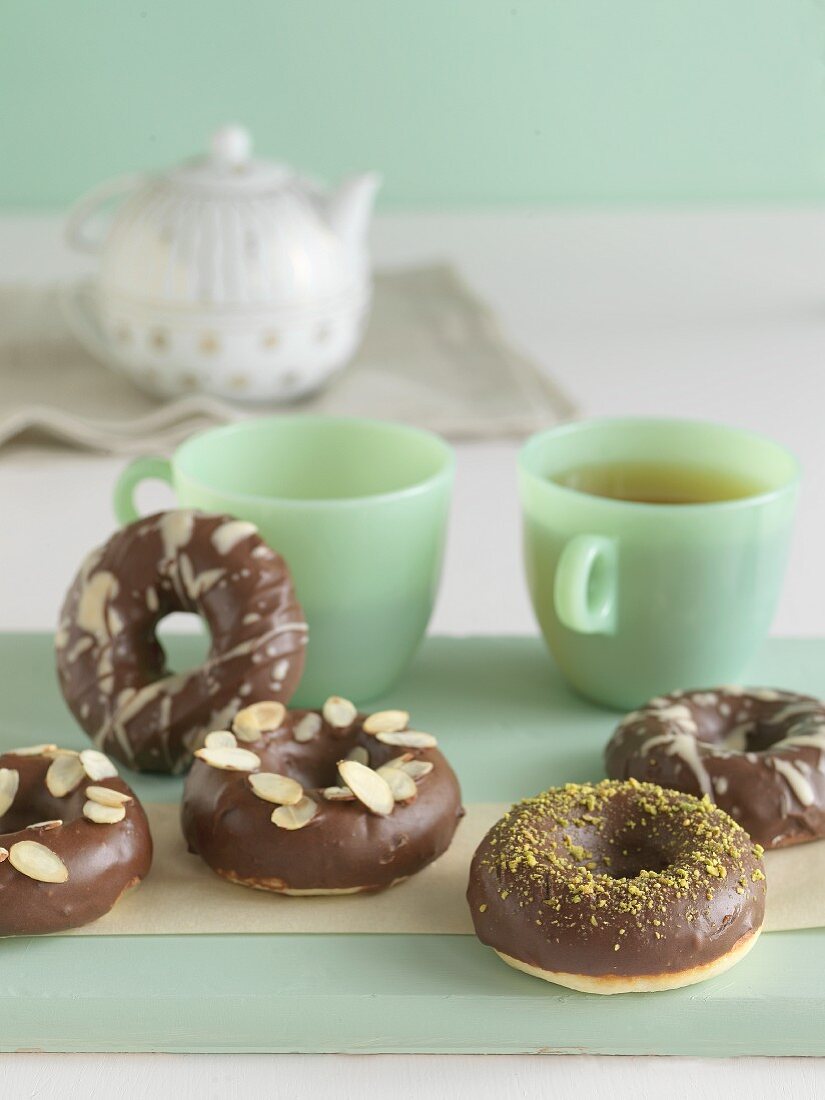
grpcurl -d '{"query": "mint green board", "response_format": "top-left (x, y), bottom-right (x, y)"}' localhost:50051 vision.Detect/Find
top-left (1, 632), bottom-right (824, 1056)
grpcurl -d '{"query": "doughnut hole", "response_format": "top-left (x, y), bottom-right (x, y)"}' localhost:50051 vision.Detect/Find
top-left (597, 839), bottom-right (672, 879)
top-left (0, 765), bottom-right (79, 833)
top-left (256, 724), bottom-right (426, 791)
top-left (154, 612), bottom-right (211, 675)
top-left (686, 695), bottom-right (816, 754)
top-left (556, 808), bottom-right (677, 880)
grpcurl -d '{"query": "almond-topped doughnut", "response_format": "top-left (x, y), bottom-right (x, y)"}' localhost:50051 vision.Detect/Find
top-left (181, 698), bottom-right (463, 894)
top-left (468, 779), bottom-right (765, 995)
top-left (605, 688), bottom-right (825, 849)
top-left (56, 509), bottom-right (307, 774)
top-left (0, 744), bottom-right (152, 935)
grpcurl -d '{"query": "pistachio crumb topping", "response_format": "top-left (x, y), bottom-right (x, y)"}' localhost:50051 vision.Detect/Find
top-left (476, 779), bottom-right (764, 949)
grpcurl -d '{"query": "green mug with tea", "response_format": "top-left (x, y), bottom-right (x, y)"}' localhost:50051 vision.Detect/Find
top-left (518, 418), bottom-right (799, 709)
top-left (114, 416), bottom-right (454, 706)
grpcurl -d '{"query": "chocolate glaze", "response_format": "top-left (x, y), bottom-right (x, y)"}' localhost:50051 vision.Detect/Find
top-left (467, 780), bottom-right (765, 980)
top-left (0, 748), bottom-right (152, 935)
top-left (605, 688), bottom-right (825, 849)
top-left (56, 510), bottom-right (307, 774)
top-left (182, 709), bottom-right (463, 892)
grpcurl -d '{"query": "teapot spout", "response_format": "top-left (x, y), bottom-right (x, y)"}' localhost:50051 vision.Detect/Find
top-left (327, 171), bottom-right (381, 254)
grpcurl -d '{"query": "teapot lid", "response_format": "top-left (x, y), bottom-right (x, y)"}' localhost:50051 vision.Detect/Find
top-left (167, 125), bottom-right (290, 194)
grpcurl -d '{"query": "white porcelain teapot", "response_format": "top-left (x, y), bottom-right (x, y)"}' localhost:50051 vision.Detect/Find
top-left (63, 125), bottom-right (381, 401)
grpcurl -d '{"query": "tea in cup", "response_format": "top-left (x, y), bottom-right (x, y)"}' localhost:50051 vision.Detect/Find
top-left (519, 418), bottom-right (799, 709)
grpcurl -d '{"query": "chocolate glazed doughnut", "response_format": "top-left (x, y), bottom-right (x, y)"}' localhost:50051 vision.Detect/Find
top-left (605, 688), bottom-right (825, 849)
top-left (468, 779), bottom-right (765, 994)
top-left (56, 510), bottom-right (307, 774)
top-left (0, 744), bottom-right (152, 935)
top-left (182, 699), bottom-right (463, 893)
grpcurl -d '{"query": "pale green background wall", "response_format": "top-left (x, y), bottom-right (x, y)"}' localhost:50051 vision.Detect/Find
top-left (2, 0), bottom-right (825, 208)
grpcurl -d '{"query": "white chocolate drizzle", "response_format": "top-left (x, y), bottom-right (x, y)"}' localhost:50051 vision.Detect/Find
top-left (66, 637), bottom-right (93, 663)
top-left (212, 521), bottom-right (259, 556)
top-left (159, 511), bottom-right (195, 561)
top-left (76, 572), bottom-right (119, 639)
top-left (771, 758), bottom-right (816, 807)
top-left (650, 703), bottom-right (698, 732)
top-left (638, 731), bottom-right (713, 798)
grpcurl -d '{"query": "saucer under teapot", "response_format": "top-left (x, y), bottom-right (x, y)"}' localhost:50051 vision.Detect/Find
top-left (62, 125), bottom-right (380, 402)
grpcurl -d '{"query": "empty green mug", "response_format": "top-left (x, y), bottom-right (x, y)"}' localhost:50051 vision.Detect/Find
top-left (114, 416), bottom-right (454, 706)
top-left (519, 418), bottom-right (799, 709)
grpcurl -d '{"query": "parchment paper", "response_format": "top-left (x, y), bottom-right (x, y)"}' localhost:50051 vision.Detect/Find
top-left (62, 803), bottom-right (824, 937)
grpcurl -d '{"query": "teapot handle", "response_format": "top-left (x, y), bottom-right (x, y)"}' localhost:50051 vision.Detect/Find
top-left (65, 174), bottom-right (146, 254)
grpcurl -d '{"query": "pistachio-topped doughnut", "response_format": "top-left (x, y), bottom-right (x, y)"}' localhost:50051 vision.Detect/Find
top-left (467, 779), bottom-right (765, 994)
top-left (0, 743), bottom-right (152, 935)
top-left (605, 688), bottom-right (825, 849)
top-left (182, 698), bottom-right (463, 893)
top-left (56, 509), bottom-right (307, 774)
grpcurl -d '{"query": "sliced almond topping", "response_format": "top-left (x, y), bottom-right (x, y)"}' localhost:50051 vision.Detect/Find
top-left (0, 768), bottom-right (19, 817)
top-left (293, 713), bottom-right (322, 743)
top-left (383, 753), bottom-right (433, 779)
top-left (0, 847), bottom-right (8, 863)
top-left (204, 730), bottom-right (237, 750)
top-left (194, 745), bottom-right (261, 772)
top-left (384, 753), bottom-right (414, 769)
top-left (376, 766), bottom-right (417, 803)
top-left (80, 749), bottom-right (118, 781)
top-left (399, 759), bottom-right (434, 780)
top-left (233, 701), bottom-right (286, 743)
top-left (83, 800), bottom-right (126, 825)
top-left (86, 786), bottom-right (133, 808)
top-left (249, 772), bottom-right (303, 806)
top-left (271, 796), bottom-right (318, 830)
top-left (9, 840), bottom-right (68, 883)
top-left (322, 785), bottom-right (356, 801)
top-left (375, 730), bottom-right (437, 749)
top-left (45, 752), bottom-right (85, 798)
top-left (27, 819), bottom-right (62, 831)
top-left (345, 745), bottom-right (370, 766)
top-left (323, 696), bottom-right (357, 729)
top-left (337, 759), bottom-right (394, 816)
top-left (363, 710), bottom-right (409, 735)
top-left (9, 743), bottom-right (58, 757)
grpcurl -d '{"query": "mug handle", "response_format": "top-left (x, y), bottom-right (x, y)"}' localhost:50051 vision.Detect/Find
top-left (114, 456), bottom-right (174, 524)
top-left (554, 535), bottom-right (618, 635)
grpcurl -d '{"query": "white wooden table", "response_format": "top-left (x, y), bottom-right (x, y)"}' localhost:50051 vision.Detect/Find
top-left (2, 210), bottom-right (824, 1097)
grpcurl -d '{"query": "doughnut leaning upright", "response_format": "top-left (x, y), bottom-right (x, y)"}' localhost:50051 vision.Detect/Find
top-left (56, 510), bottom-right (307, 773)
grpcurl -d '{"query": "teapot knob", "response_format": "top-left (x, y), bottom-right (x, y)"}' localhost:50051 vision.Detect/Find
top-left (210, 124), bottom-right (252, 168)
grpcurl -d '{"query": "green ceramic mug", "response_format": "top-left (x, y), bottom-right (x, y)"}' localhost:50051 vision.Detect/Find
top-left (114, 416), bottom-right (454, 706)
top-left (518, 418), bottom-right (799, 710)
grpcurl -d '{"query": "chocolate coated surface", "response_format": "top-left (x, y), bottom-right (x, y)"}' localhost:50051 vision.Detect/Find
top-left (468, 779), bottom-right (765, 979)
top-left (0, 750), bottom-right (152, 935)
top-left (182, 711), bottom-right (463, 892)
top-left (606, 688), bottom-right (825, 848)
top-left (56, 510), bottom-right (307, 773)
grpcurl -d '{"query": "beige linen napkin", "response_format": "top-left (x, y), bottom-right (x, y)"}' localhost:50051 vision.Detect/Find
top-left (62, 802), bottom-right (822, 937)
top-left (0, 267), bottom-right (575, 454)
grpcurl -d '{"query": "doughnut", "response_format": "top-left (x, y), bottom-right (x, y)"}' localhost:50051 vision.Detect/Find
top-left (605, 688), bottom-right (825, 849)
top-left (182, 697), bottom-right (463, 893)
top-left (0, 743), bottom-right (152, 935)
top-left (467, 779), bottom-right (765, 994)
top-left (56, 509), bottom-right (307, 774)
